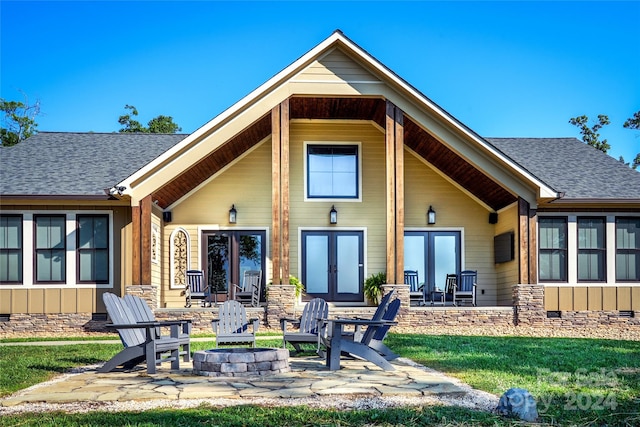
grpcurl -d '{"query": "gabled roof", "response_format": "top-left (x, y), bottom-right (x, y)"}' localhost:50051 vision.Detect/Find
top-left (488, 137), bottom-right (640, 201)
top-left (0, 132), bottom-right (185, 197)
top-left (112, 30), bottom-right (557, 206)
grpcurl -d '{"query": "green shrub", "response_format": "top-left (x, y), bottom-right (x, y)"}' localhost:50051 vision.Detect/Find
top-left (289, 275), bottom-right (304, 298)
top-left (364, 272), bottom-right (386, 305)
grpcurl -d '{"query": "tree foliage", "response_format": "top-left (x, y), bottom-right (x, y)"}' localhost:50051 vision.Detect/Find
top-left (118, 104), bottom-right (182, 133)
top-left (569, 114), bottom-right (611, 153)
top-left (0, 96), bottom-right (41, 146)
top-left (623, 110), bottom-right (640, 170)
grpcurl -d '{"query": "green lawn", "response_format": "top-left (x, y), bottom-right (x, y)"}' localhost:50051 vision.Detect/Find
top-left (1, 334), bottom-right (638, 426)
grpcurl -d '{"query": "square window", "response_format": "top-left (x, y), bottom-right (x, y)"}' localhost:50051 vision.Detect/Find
top-left (306, 144), bottom-right (359, 199)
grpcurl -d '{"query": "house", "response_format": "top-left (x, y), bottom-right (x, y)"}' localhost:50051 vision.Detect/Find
top-left (1, 31), bottom-right (639, 335)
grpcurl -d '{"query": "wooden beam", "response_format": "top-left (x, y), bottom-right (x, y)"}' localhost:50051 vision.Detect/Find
top-left (271, 106), bottom-right (281, 285)
top-left (528, 208), bottom-right (538, 284)
top-left (385, 101), bottom-right (396, 283)
top-left (394, 106), bottom-right (405, 285)
top-left (140, 195), bottom-right (152, 285)
top-left (280, 99), bottom-right (290, 283)
top-left (131, 205), bottom-right (141, 286)
top-left (518, 197), bottom-right (530, 284)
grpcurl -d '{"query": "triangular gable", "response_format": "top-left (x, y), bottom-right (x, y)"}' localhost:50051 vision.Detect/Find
top-left (111, 30), bottom-right (558, 208)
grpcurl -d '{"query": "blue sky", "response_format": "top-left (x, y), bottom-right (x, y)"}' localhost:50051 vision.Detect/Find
top-left (2, 1), bottom-right (639, 163)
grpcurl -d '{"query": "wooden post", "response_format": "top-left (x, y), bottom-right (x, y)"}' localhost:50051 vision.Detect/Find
top-left (385, 101), bottom-right (397, 284)
top-left (140, 195), bottom-right (152, 285)
top-left (518, 197), bottom-right (530, 284)
top-left (271, 105), bottom-right (282, 285)
top-left (131, 205), bottom-right (141, 286)
top-left (394, 106), bottom-right (405, 285)
top-left (280, 99), bottom-right (290, 283)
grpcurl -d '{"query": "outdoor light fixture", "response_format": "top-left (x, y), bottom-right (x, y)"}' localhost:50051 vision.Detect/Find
top-left (329, 205), bottom-right (338, 224)
top-left (427, 205), bottom-right (436, 225)
top-left (229, 204), bottom-right (237, 224)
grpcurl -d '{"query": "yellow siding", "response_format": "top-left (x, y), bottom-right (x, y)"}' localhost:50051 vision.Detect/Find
top-left (405, 150), bottom-right (498, 304)
top-left (617, 287), bottom-right (631, 311)
top-left (602, 287), bottom-right (617, 310)
top-left (494, 204), bottom-right (518, 305)
top-left (44, 288), bottom-right (61, 313)
top-left (11, 289), bottom-right (28, 312)
top-left (0, 289), bottom-right (11, 312)
top-left (632, 287), bottom-right (640, 311)
top-left (293, 48), bottom-right (381, 83)
top-left (289, 122), bottom-right (387, 278)
top-left (588, 287), bottom-right (603, 310)
top-left (545, 286), bottom-right (559, 310)
top-left (573, 287), bottom-right (588, 311)
top-left (161, 141), bottom-right (273, 307)
top-left (29, 289), bottom-right (44, 313)
top-left (558, 287), bottom-right (574, 310)
top-left (61, 288), bottom-right (77, 313)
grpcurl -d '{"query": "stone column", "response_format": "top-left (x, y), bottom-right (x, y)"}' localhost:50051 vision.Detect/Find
top-left (125, 285), bottom-right (159, 309)
top-left (513, 283), bottom-right (545, 326)
top-left (266, 284), bottom-right (296, 329)
top-left (382, 283), bottom-right (411, 327)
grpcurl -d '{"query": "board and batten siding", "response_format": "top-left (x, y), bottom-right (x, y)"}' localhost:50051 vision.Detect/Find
top-left (0, 205), bottom-right (129, 314)
top-left (545, 286), bottom-right (640, 311)
top-left (404, 151), bottom-right (499, 305)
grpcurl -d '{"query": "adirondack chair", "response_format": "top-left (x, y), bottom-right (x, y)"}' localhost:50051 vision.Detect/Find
top-left (123, 294), bottom-right (192, 361)
top-left (454, 270), bottom-right (477, 306)
top-left (280, 298), bottom-right (328, 354)
top-left (352, 289), bottom-right (396, 342)
top-left (323, 298), bottom-right (401, 371)
top-left (233, 270), bottom-right (262, 307)
top-left (211, 300), bottom-right (260, 347)
top-left (185, 269), bottom-right (212, 307)
top-left (100, 292), bottom-right (182, 374)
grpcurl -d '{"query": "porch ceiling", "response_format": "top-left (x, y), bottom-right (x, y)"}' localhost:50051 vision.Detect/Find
top-left (152, 96), bottom-right (516, 210)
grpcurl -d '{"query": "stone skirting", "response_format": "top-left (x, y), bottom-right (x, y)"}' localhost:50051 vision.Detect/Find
top-left (0, 313), bottom-right (109, 337)
top-left (401, 306), bottom-right (515, 327)
top-left (125, 285), bottom-right (159, 309)
top-left (543, 310), bottom-right (640, 327)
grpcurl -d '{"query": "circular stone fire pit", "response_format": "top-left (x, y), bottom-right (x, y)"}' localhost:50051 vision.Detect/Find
top-left (192, 348), bottom-right (290, 377)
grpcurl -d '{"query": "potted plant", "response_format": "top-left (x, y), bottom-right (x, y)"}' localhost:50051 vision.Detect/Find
top-left (364, 272), bottom-right (386, 305)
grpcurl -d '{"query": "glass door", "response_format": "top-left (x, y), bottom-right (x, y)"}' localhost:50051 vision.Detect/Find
top-left (302, 230), bottom-right (364, 302)
top-left (404, 231), bottom-right (461, 298)
top-left (202, 230), bottom-right (265, 301)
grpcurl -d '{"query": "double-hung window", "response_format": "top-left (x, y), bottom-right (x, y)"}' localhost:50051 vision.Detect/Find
top-left (306, 144), bottom-right (359, 199)
top-left (34, 215), bottom-right (66, 283)
top-left (0, 215), bottom-right (22, 283)
top-left (539, 217), bottom-right (567, 282)
top-left (77, 215), bottom-right (109, 283)
top-left (577, 217), bottom-right (606, 281)
top-left (616, 217), bottom-right (640, 281)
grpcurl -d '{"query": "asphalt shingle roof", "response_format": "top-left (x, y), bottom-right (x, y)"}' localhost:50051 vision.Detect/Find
top-left (2, 133), bottom-right (638, 201)
top-left (0, 132), bottom-right (186, 196)
top-left (487, 137), bottom-right (640, 200)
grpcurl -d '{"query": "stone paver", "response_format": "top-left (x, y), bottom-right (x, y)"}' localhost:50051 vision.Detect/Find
top-left (0, 356), bottom-right (472, 408)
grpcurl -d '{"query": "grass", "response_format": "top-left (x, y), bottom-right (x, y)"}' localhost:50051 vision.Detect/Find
top-left (1, 334), bottom-right (638, 426)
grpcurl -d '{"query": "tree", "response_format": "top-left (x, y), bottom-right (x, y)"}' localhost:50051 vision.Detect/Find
top-left (118, 104), bottom-right (181, 133)
top-left (569, 114), bottom-right (611, 153)
top-left (623, 110), bottom-right (640, 170)
top-left (1, 95), bottom-right (41, 146)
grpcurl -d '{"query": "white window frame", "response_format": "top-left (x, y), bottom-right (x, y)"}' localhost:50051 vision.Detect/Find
top-left (303, 141), bottom-right (363, 202)
top-left (169, 227), bottom-right (191, 289)
top-left (538, 213), bottom-right (640, 286)
top-left (0, 210), bottom-right (114, 289)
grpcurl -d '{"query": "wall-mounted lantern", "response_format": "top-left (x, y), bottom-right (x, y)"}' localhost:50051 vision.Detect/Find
top-left (229, 204), bottom-right (237, 224)
top-left (427, 205), bottom-right (436, 225)
top-left (329, 205), bottom-right (338, 224)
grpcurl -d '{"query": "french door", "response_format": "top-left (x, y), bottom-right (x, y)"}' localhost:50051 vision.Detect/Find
top-left (201, 230), bottom-right (265, 299)
top-left (404, 231), bottom-right (461, 296)
top-left (302, 230), bottom-right (364, 302)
